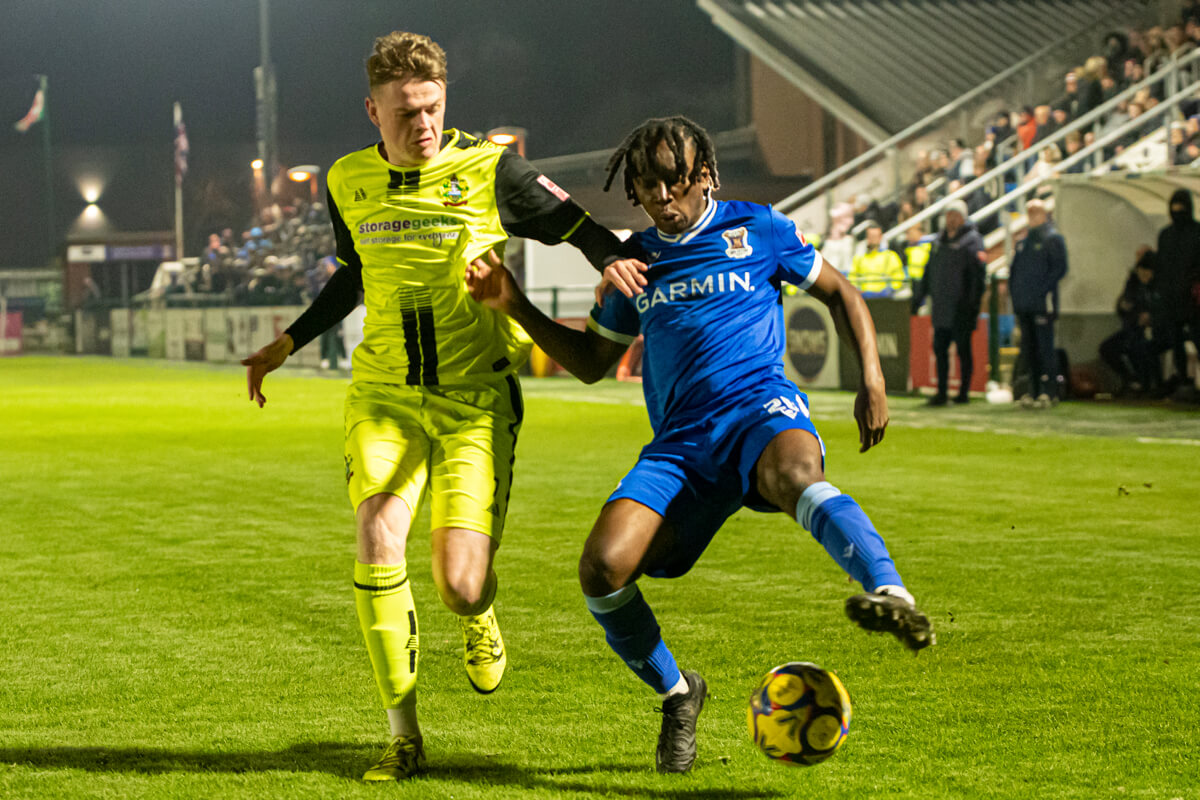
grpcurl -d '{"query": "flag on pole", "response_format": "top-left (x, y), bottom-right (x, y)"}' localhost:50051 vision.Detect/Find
top-left (173, 102), bottom-right (189, 185)
top-left (13, 84), bottom-right (45, 133)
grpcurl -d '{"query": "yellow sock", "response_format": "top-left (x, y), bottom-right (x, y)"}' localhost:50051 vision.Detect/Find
top-left (354, 561), bottom-right (419, 710)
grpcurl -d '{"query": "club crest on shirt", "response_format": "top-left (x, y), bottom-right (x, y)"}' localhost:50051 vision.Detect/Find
top-left (440, 174), bottom-right (469, 207)
top-left (722, 226), bottom-right (752, 259)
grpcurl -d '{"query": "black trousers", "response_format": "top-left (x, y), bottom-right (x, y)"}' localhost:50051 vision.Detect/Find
top-left (1099, 327), bottom-right (1161, 388)
top-left (1016, 312), bottom-right (1056, 397)
top-left (1158, 315), bottom-right (1198, 382)
top-left (319, 326), bottom-right (344, 364)
top-left (933, 321), bottom-right (975, 399)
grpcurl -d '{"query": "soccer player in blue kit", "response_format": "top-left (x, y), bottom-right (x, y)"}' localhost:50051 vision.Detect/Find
top-left (467, 117), bottom-right (934, 774)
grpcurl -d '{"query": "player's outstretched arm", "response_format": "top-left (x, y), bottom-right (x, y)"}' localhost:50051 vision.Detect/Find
top-left (807, 264), bottom-right (889, 452)
top-left (241, 333), bottom-right (294, 408)
top-left (467, 251), bottom-right (626, 383)
top-left (240, 258), bottom-right (363, 407)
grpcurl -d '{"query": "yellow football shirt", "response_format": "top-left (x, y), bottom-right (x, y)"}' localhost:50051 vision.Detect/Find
top-left (325, 129), bottom-right (589, 386)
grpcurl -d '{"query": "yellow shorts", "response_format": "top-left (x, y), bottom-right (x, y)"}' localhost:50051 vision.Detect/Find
top-left (343, 377), bottom-right (523, 540)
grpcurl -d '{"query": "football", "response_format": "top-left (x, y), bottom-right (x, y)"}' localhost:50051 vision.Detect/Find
top-left (747, 661), bottom-right (852, 766)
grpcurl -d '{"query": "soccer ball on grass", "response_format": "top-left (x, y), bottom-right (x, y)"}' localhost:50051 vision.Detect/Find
top-left (747, 661), bottom-right (851, 766)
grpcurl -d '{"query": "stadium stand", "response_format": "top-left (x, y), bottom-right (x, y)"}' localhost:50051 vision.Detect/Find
top-left (698, 0), bottom-right (1150, 138)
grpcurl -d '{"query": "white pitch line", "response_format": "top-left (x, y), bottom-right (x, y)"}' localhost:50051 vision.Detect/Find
top-left (1136, 436), bottom-right (1200, 446)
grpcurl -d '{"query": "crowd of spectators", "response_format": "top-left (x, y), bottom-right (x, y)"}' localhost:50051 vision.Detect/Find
top-left (157, 199), bottom-right (336, 307)
top-left (822, 7), bottom-right (1200, 301)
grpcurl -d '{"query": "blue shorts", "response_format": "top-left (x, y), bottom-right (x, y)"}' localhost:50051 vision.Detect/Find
top-left (608, 378), bottom-right (824, 578)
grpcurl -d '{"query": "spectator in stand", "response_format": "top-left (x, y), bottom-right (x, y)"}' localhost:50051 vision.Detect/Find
top-left (1141, 30), bottom-right (1169, 77)
top-left (988, 111), bottom-right (1016, 170)
top-left (1184, 0), bottom-right (1200, 25)
top-left (1099, 247), bottom-right (1164, 395)
top-left (821, 202), bottom-right (856, 276)
top-left (1171, 123), bottom-right (1193, 165)
top-left (1023, 144), bottom-right (1062, 198)
top-left (1103, 31), bottom-right (1131, 81)
top-left (1166, 24), bottom-right (1195, 59)
top-left (1099, 99), bottom-right (1137, 159)
top-left (1153, 188), bottom-right (1200, 397)
top-left (1056, 71), bottom-right (1096, 120)
top-left (946, 139), bottom-right (974, 183)
top-left (911, 149), bottom-right (935, 188)
top-left (852, 194), bottom-right (873, 228)
top-left (203, 233), bottom-right (227, 267)
top-left (991, 110), bottom-right (1015, 146)
top-left (1100, 73), bottom-right (1120, 104)
top-left (961, 154), bottom-right (1001, 236)
top-left (1017, 106), bottom-right (1039, 150)
top-left (1031, 105), bottom-right (1058, 145)
top-left (1082, 55), bottom-right (1110, 90)
top-left (1009, 199), bottom-right (1068, 408)
top-left (901, 223), bottom-right (933, 308)
top-left (912, 183), bottom-right (939, 234)
top-left (1182, 117), bottom-right (1200, 163)
top-left (852, 193), bottom-right (898, 234)
top-left (1114, 101), bottom-right (1146, 158)
top-left (930, 149), bottom-right (951, 186)
top-left (1185, 17), bottom-right (1200, 47)
top-left (913, 199), bottom-right (987, 406)
top-left (971, 145), bottom-right (992, 183)
top-left (1062, 130), bottom-right (1090, 173)
top-left (850, 222), bottom-right (906, 297)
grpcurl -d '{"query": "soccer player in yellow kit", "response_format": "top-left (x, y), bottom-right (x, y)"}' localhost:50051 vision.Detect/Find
top-left (241, 31), bottom-right (645, 781)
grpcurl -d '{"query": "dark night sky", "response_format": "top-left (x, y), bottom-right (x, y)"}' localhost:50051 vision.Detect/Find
top-left (0, 1), bottom-right (738, 265)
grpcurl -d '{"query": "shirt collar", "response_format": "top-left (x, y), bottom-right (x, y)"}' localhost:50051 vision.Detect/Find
top-left (654, 197), bottom-right (717, 245)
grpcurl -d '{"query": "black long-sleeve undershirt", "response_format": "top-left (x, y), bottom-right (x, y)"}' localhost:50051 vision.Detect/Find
top-left (284, 262), bottom-right (362, 352)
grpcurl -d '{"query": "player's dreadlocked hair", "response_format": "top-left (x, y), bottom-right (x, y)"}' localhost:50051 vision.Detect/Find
top-left (603, 116), bottom-right (720, 206)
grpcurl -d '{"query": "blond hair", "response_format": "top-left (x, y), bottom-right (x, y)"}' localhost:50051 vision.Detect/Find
top-left (367, 31), bottom-right (447, 90)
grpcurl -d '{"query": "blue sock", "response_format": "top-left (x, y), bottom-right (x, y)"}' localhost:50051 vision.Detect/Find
top-left (585, 584), bottom-right (682, 694)
top-left (796, 481), bottom-right (904, 592)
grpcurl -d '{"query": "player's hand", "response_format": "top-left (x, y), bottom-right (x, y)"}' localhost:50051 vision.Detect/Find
top-left (241, 333), bottom-right (293, 408)
top-left (596, 258), bottom-right (649, 306)
top-left (466, 249), bottom-right (517, 313)
top-left (854, 381), bottom-right (888, 453)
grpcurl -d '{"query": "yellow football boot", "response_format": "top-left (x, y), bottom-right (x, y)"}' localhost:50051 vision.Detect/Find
top-left (460, 605), bottom-right (506, 693)
top-left (362, 734), bottom-right (425, 781)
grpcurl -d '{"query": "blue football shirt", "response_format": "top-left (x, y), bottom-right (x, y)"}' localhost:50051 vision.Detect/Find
top-left (588, 199), bottom-right (822, 433)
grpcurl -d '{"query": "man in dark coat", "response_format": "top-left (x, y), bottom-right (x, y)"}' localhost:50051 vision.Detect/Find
top-left (1153, 189), bottom-right (1200, 395)
top-left (1009, 200), bottom-right (1069, 407)
top-left (915, 200), bottom-right (987, 405)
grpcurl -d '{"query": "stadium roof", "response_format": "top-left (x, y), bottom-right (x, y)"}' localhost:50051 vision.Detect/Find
top-left (697, 0), bottom-right (1146, 140)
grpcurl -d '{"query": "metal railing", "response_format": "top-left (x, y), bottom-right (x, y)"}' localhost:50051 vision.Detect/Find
top-left (776, 1), bottom-right (1148, 219)
top-left (880, 47), bottom-right (1200, 246)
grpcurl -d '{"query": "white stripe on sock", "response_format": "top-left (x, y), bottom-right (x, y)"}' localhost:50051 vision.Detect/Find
top-left (584, 583), bottom-right (640, 614)
top-left (795, 481), bottom-right (843, 530)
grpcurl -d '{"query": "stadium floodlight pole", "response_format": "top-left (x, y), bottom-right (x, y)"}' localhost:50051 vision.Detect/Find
top-left (257, 0), bottom-right (278, 187)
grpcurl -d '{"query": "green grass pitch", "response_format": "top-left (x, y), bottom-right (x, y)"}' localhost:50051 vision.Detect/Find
top-left (1, 356), bottom-right (1197, 799)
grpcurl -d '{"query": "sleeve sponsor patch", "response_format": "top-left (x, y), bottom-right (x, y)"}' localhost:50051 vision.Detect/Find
top-left (536, 174), bottom-right (571, 202)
